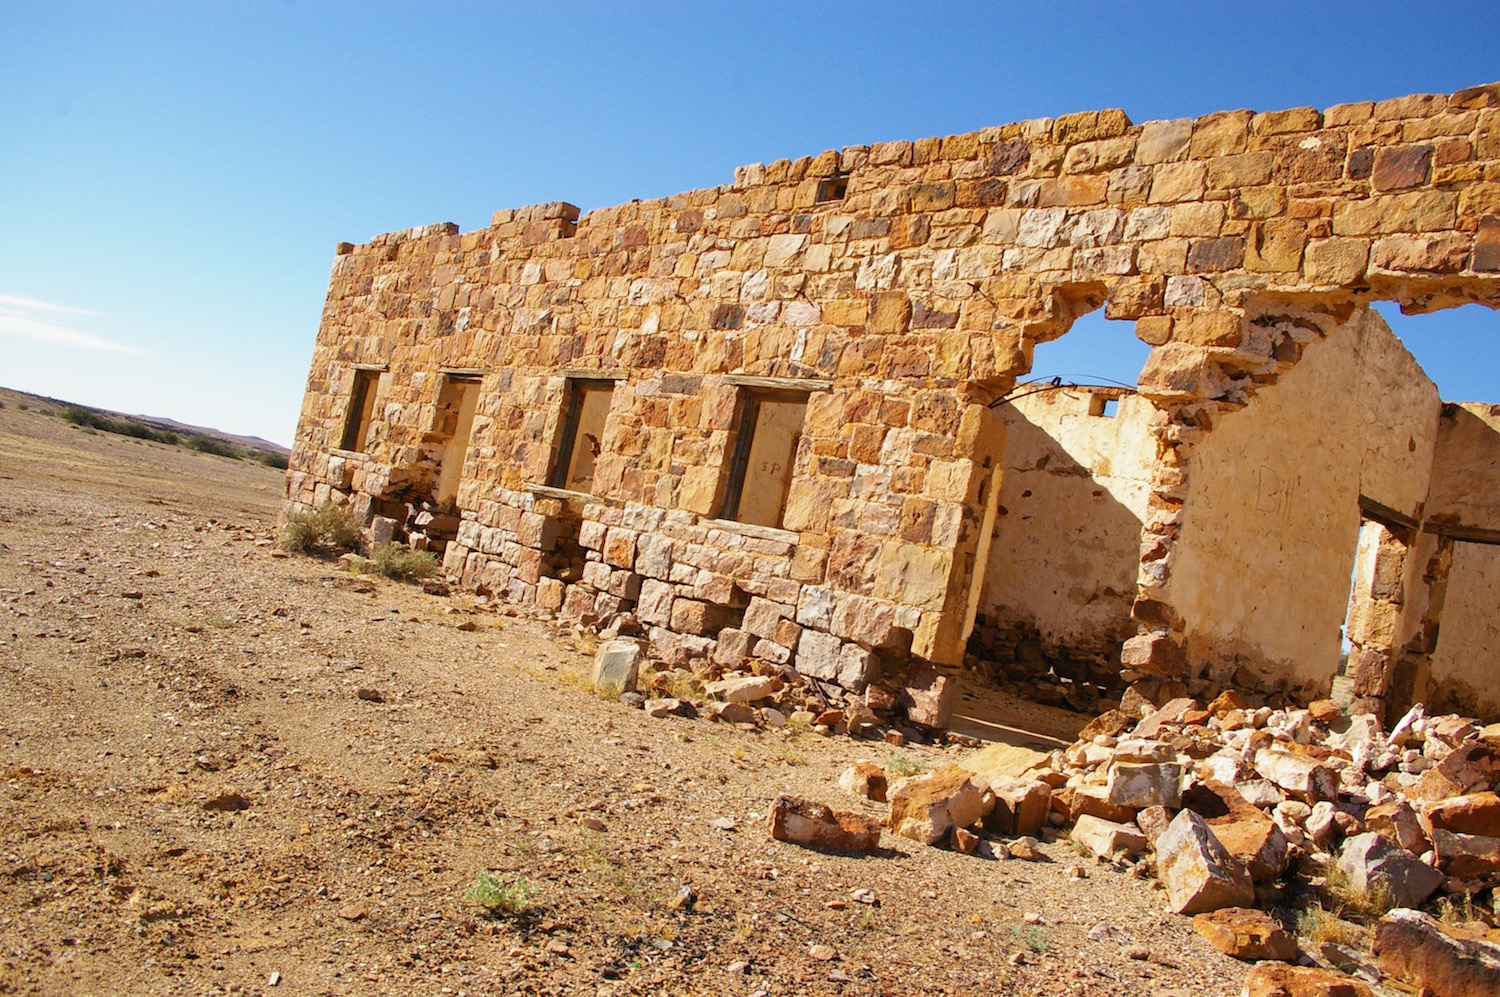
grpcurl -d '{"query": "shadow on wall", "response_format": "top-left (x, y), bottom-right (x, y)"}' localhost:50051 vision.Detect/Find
top-left (970, 387), bottom-right (1152, 704)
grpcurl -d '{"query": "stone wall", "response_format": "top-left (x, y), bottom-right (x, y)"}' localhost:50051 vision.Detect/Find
top-left (287, 80), bottom-right (1500, 724)
top-left (973, 387), bottom-right (1153, 685)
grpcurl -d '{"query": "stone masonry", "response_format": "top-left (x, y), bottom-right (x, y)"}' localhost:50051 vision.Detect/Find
top-left (287, 81), bottom-right (1500, 726)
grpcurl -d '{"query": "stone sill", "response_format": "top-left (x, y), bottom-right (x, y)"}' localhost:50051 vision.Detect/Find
top-left (698, 517), bottom-right (799, 546)
top-left (527, 483), bottom-right (622, 509)
top-left (328, 448), bottom-right (372, 460)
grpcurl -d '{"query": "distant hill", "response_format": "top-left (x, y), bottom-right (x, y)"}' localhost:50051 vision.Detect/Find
top-left (0, 385), bottom-right (290, 468)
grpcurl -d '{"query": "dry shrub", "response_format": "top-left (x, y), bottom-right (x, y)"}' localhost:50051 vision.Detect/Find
top-left (280, 503), bottom-right (366, 556)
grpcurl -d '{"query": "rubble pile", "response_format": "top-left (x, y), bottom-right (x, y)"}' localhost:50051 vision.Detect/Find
top-left (596, 636), bottom-right (1500, 992)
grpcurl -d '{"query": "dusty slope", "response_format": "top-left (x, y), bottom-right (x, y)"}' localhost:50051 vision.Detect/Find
top-left (0, 399), bottom-right (1249, 996)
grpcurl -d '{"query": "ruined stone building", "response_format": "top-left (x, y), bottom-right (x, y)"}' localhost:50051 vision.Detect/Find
top-left (286, 82), bottom-right (1500, 726)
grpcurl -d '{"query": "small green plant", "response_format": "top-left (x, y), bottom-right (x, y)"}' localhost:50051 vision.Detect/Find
top-left (279, 503), bottom-right (367, 557)
top-left (887, 752), bottom-right (926, 779)
top-left (464, 871), bottom-right (535, 918)
top-left (1012, 925), bottom-right (1051, 953)
top-left (17, 403), bottom-right (28, 411)
top-left (366, 543), bottom-right (440, 582)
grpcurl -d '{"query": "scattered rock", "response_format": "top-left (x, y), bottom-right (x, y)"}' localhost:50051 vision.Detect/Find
top-left (767, 795), bottom-right (881, 853)
top-left (1242, 962), bottom-right (1373, 997)
top-left (1154, 809), bottom-right (1255, 915)
top-left (1425, 791), bottom-right (1500, 838)
top-left (203, 791), bottom-right (251, 812)
top-left (1336, 833), bottom-right (1444, 909)
top-left (1007, 836), bottom-right (1044, 861)
top-left (1190, 907), bottom-right (1297, 961)
top-left (887, 765), bottom-right (991, 846)
top-left (951, 826), bottom-right (979, 854)
top-left (356, 687), bottom-right (384, 702)
top-left (1372, 907), bottom-right (1500, 997)
top-left (704, 674), bottom-right (780, 704)
top-left (1106, 761), bottom-right (1182, 808)
top-left (592, 639), bottom-right (641, 699)
top-left (643, 698), bottom-right (682, 718)
top-left (337, 903), bottom-right (367, 921)
top-left (837, 761), bottom-right (888, 802)
top-left (1071, 814), bottom-right (1148, 862)
top-left (808, 943), bottom-right (837, 962)
top-left (707, 701), bottom-right (757, 724)
top-left (981, 777), bottom-right (1052, 836)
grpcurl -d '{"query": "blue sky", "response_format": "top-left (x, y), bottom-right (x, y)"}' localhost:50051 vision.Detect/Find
top-left (2, 2), bottom-right (1497, 446)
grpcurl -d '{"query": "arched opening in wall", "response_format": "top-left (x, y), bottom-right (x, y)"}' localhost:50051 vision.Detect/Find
top-left (967, 309), bottom-right (1154, 713)
top-left (1335, 301), bottom-right (1500, 724)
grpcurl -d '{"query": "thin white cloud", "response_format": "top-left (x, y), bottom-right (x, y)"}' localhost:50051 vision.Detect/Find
top-left (0, 294), bottom-right (139, 354)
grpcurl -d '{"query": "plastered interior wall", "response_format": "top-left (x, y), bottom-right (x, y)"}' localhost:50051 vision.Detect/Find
top-left (1429, 541), bottom-right (1500, 717)
top-left (1167, 307), bottom-right (1441, 693)
top-left (1427, 402), bottom-right (1500, 529)
top-left (976, 388), bottom-right (1153, 674)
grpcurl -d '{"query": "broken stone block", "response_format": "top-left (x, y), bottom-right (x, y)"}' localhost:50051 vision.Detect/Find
top-left (837, 761), bottom-right (888, 802)
top-left (767, 795), bottom-right (882, 853)
top-left (898, 663), bottom-right (959, 729)
top-left (887, 765), bottom-right (992, 846)
top-left (1071, 814), bottom-right (1147, 862)
top-left (703, 674), bottom-right (780, 704)
top-left (707, 701), bottom-right (758, 724)
top-left (1425, 739), bottom-right (1500, 797)
top-left (981, 777), bottom-right (1052, 836)
top-left (1058, 785), bottom-right (1138, 824)
top-left (1336, 832), bottom-right (1444, 909)
top-left (1106, 762), bottom-right (1182, 809)
top-left (1133, 697), bottom-right (1200, 739)
top-left (1182, 782), bottom-right (1290, 883)
top-left (958, 741), bottom-right (1050, 785)
top-left (1365, 798), bottom-right (1430, 855)
top-left (1372, 908), bottom-right (1500, 997)
top-left (592, 639), bottom-right (641, 699)
top-left (951, 826), bottom-right (979, 854)
top-left (1254, 747), bottom-right (1338, 802)
top-left (1428, 827), bottom-right (1500, 879)
top-left (1077, 709), bottom-right (1134, 741)
top-left (1154, 809), bottom-right (1255, 915)
top-left (1118, 632), bottom-right (1185, 677)
top-left (1191, 907), bottom-right (1298, 961)
top-left (370, 515), bottom-right (399, 545)
top-left (1242, 963), bottom-right (1373, 997)
top-left (1425, 791), bottom-right (1500, 838)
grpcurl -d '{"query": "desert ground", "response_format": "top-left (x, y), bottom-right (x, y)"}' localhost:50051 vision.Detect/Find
top-left (0, 389), bottom-right (1251, 995)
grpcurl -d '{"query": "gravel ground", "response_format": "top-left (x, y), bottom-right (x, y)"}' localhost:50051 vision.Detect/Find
top-left (0, 391), bottom-right (1252, 996)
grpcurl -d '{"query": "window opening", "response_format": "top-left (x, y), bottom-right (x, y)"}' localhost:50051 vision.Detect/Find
top-left (1087, 395), bottom-right (1120, 418)
top-left (720, 390), bottom-right (808, 529)
top-left (433, 375), bottom-right (481, 508)
top-left (340, 368), bottom-right (381, 452)
top-left (547, 379), bottom-right (614, 493)
top-left (815, 173), bottom-right (849, 203)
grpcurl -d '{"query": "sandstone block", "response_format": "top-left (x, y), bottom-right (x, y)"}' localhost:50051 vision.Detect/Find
top-left (1366, 798), bottom-right (1430, 854)
top-left (1254, 748), bottom-right (1338, 802)
top-left (1107, 762), bottom-right (1182, 809)
top-left (1154, 809), bottom-right (1255, 915)
top-left (1118, 633), bottom-right (1185, 676)
top-left (636, 578), bottom-right (675, 627)
top-left (982, 777), bottom-right (1052, 836)
top-left (1425, 791), bottom-right (1500, 838)
top-left (1372, 908), bottom-right (1500, 997)
top-left (887, 765), bottom-right (992, 846)
top-left (712, 628), bottom-right (754, 666)
top-left (898, 663), bottom-right (960, 729)
top-left (768, 795), bottom-right (882, 853)
top-left (1336, 832), bottom-right (1444, 909)
top-left (837, 761), bottom-right (888, 802)
top-left (1192, 907), bottom-right (1298, 962)
top-left (704, 674), bottom-right (780, 704)
top-left (1428, 827), bottom-right (1500, 879)
top-left (1243, 963), bottom-right (1372, 997)
top-left (592, 639), bottom-right (641, 699)
top-left (1072, 814), bottom-right (1148, 862)
top-left (743, 597), bottom-right (791, 639)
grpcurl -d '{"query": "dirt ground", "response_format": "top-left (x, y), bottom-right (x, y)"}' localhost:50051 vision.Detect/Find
top-left (0, 390), bottom-right (1253, 996)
